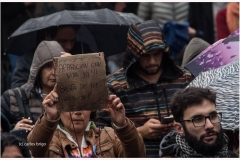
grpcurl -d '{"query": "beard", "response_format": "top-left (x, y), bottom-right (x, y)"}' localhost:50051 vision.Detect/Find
top-left (182, 124), bottom-right (225, 156)
top-left (136, 61), bottom-right (161, 75)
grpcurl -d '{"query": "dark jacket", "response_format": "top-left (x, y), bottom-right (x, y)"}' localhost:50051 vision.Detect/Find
top-left (97, 20), bottom-right (193, 157)
top-left (1, 41), bottom-right (64, 128)
top-left (27, 113), bottom-right (146, 158)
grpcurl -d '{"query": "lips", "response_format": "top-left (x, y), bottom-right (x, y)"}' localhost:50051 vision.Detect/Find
top-left (72, 119), bottom-right (83, 122)
top-left (146, 66), bottom-right (158, 70)
top-left (203, 133), bottom-right (217, 141)
top-left (49, 79), bottom-right (56, 82)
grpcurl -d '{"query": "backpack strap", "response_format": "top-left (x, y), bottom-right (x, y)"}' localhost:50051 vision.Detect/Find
top-left (12, 88), bottom-right (26, 118)
top-left (19, 88), bottom-right (32, 120)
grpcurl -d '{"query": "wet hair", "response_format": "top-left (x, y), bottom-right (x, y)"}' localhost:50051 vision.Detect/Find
top-left (170, 87), bottom-right (216, 122)
top-left (1, 133), bottom-right (31, 158)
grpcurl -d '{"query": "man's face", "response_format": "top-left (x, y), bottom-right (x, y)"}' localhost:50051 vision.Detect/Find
top-left (181, 100), bottom-right (225, 155)
top-left (53, 26), bottom-right (77, 52)
top-left (137, 49), bottom-right (163, 75)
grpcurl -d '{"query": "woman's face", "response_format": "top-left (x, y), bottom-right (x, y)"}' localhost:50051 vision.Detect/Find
top-left (40, 62), bottom-right (56, 91)
top-left (60, 110), bottom-right (91, 133)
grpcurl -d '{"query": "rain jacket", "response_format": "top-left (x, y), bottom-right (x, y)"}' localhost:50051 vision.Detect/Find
top-left (27, 113), bottom-right (146, 158)
top-left (98, 20), bottom-right (193, 157)
top-left (159, 130), bottom-right (238, 158)
top-left (11, 41), bottom-right (92, 88)
top-left (1, 41), bottom-right (64, 128)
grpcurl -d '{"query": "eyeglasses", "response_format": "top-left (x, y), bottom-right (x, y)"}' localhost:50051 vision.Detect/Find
top-left (180, 112), bottom-right (222, 127)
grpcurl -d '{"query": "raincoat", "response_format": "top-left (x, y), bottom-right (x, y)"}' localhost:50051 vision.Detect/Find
top-left (1, 41), bottom-right (64, 128)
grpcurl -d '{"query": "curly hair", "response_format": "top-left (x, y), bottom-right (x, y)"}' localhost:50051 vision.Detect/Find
top-left (170, 87), bottom-right (216, 122)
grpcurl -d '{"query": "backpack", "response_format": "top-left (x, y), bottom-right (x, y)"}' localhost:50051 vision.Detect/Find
top-left (12, 87), bottom-right (32, 119)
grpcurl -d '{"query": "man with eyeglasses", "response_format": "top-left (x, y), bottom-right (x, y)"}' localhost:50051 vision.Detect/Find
top-left (159, 87), bottom-right (238, 158)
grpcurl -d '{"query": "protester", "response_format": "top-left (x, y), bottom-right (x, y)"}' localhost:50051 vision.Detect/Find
top-left (97, 20), bottom-right (192, 157)
top-left (27, 86), bottom-right (146, 158)
top-left (159, 87), bottom-right (238, 158)
top-left (11, 25), bottom-right (92, 89)
top-left (1, 41), bottom-right (64, 133)
top-left (1, 133), bottom-right (31, 158)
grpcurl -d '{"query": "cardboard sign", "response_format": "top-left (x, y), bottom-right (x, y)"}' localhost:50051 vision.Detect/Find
top-left (53, 52), bottom-right (108, 112)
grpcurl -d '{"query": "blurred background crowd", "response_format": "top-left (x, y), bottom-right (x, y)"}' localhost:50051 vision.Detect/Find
top-left (1, 1), bottom-right (237, 94)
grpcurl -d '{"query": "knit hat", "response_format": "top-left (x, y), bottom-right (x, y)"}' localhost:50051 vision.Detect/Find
top-left (126, 20), bottom-right (169, 59)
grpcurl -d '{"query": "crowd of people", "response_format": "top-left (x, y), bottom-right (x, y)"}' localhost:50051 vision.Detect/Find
top-left (1, 2), bottom-right (239, 158)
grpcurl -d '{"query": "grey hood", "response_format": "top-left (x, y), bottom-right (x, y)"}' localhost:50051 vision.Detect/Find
top-left (23, 41), bottom-right (64, 89)
top-left (181, 37), bottom-right (210, 67)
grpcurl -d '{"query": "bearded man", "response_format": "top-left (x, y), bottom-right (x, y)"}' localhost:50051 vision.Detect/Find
top-left (159, 87), bottom-right (238, 158)
top-left (98, 20), bottom-right (192, 157)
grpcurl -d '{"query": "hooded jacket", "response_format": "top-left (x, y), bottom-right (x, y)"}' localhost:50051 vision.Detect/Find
top-left (98, 20), bottom-right (192, 157)
top-left (1, 41), bottom-right (64, 128)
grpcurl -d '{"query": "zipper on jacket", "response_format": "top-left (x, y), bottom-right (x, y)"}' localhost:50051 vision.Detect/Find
top-left (162, 86), bottom-right (170, 116)
top-left (151, 84), bottom-right (161, 121)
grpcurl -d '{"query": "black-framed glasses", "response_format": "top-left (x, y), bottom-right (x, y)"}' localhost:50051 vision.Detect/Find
top-left (180, 112), bottom-right (222, 127)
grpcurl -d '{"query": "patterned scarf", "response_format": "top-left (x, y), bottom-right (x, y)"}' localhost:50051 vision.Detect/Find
top-left (59, 121), bottom-right (95, 158)
top-left (175, 133), bottom-right (230, 158)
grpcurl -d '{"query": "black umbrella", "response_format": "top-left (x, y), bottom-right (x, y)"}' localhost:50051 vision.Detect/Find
top-left (5, 8), bottom-right (143, 57)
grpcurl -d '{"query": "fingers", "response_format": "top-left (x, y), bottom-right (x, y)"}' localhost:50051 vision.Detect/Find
top-left (148, 118), bottom-right (161, 124)
top-left (61, 52), bottom-right (72, 57)
top-left (107, 95), bottom-right (123, 110)
top-left (14, 119), bottom-right (34, 133)
top-left (111, 97), bottom-right (122, 110)
top-left (43, 90), bottom-right (59, 107)
top-left (53, 84), bottom-right (57, 92)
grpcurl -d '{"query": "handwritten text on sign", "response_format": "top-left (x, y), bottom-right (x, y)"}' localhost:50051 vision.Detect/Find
top-left (53, 52), bottom-right (108, 112)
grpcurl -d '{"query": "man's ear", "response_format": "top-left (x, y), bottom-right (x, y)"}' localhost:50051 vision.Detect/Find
top-left (174, 122), bottom-right (184, 136)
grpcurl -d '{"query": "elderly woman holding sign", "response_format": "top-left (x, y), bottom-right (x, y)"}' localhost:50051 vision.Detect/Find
top-left (27, 85), bottom-right (146, 158)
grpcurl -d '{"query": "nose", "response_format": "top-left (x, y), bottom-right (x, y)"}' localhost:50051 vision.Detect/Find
top-left (51, 67), bottom-right (55, 75)
top-left (204, 118), bottom-right (214, 130)
top-left (73, 111), bottom-right (82, 115)
top-left (149, 55), bottom-right (156, 64)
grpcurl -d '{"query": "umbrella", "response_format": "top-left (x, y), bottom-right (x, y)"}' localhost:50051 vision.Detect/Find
top-left (5, 8), bottom-right (143, 57)
top-left (187, 57), bottom-right (239, 131)
top-left (185, 28), bottom-right (239, 77)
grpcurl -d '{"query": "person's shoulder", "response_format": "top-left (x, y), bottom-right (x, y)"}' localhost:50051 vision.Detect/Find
top-left (106, 68), bottom-right (131, 92)
top-left (107, 68), bottom-right (127, 83)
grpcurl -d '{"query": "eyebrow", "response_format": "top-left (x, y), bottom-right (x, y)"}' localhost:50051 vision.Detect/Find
top-left (191, 111), bottom-right (218, 118)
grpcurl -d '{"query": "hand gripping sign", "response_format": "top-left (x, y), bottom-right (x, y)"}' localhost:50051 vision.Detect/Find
top-left (53, 52), bottom-right (108, 112)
